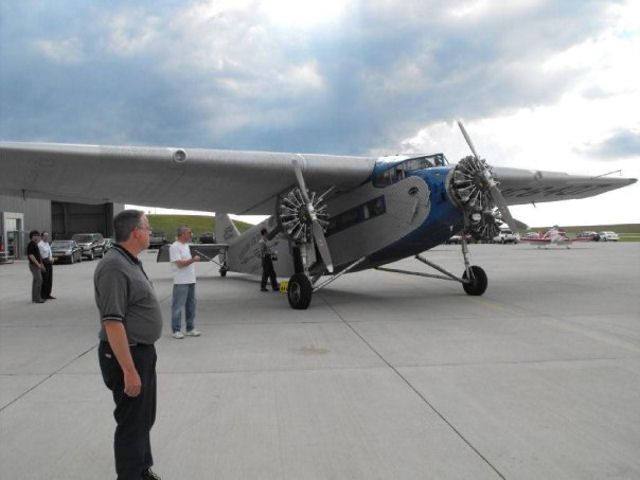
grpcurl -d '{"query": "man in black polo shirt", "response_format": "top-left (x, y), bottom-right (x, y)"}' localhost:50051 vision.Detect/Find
top-left (26, 230), bottom-right (45, 303)
top-left (95, 210), bottom-right (162, 480)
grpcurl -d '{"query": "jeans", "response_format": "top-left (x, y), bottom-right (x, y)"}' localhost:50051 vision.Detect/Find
top-left (171, 283), bottom-right (196, 333)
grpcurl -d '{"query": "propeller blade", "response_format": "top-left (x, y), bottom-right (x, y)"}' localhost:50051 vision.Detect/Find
top-left (312, 219), bottom-right (334, 273)
top-left (489, 184), bottom-right (519, 232)
top-left (292, 157), bottom-right (311, 204)
top-left (457, 120), bottom-right (480, 160)
top-left (292, 157), bottom-right (334, 273)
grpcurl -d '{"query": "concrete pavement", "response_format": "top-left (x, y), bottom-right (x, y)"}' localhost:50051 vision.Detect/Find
top-left (1, 242), bottom-right (639, 479)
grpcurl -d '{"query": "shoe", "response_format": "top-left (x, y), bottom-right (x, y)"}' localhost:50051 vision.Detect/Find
top-left (47, 296), bottom-right (56, 300)
top-left (33, 300), bottom-right (45, 304)
top-left (260, 288), bottom-right (268, 292)
top-left (273, 284), bottom-right (280, 292)
top-left (185, 329), bottom-right (201, 337)
top-left (142, 467), bottom-right (162, 480)
top-left (172, 331), bottom-right (184, 339)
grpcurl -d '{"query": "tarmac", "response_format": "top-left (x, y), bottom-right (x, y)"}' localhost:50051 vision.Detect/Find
top-left (1, 242), bottom-right (639, 479)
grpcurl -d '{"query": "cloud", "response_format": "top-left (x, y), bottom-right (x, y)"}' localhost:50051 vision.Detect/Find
top-left (580, 129), bottom-right (640, 160)
top-left (33, 37), bottom-right (85, 64)
top-left (0, 0), bottom-right (635, 157)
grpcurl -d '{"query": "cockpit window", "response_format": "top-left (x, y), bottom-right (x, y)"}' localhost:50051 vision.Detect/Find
top-left (373, 154), bottom-right (448, 187)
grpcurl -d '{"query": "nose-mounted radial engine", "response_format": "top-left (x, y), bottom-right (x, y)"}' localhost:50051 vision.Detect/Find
top-left (448, 122), bottom-right (518, 241)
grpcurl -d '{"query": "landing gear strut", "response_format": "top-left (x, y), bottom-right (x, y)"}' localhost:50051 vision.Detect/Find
top-left (376, 234), bottom-right (488, 296)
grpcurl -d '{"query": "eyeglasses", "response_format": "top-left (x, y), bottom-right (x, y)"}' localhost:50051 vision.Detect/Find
top-left (136, 225), bottom-right (153, 233)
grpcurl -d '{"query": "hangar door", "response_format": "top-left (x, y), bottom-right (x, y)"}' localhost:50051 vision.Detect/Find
top-left (52, 202), bottom-right (118, 240)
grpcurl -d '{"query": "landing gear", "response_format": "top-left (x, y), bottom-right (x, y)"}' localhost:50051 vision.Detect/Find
top-left (219, 266), bottom-right (228, 277)
top-left (287, 273), bottom-right (312, 309)
top-left (375, 234), bottom-right (489, 296)
top-left (462, 266), bottom-right (487, 296)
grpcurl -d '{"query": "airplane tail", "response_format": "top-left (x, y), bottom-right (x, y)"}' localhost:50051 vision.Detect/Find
top-left (215, 213), bottom-right (240, 243)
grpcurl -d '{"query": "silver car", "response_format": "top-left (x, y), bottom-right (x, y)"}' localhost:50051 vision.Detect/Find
top-left (51, 240), bottom-right (83, 264)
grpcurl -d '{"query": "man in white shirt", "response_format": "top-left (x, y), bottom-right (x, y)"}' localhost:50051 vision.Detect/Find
top-left (38, 231), bottom-right (55, 300)
top-left (169, 225), bottom-right (201, 339)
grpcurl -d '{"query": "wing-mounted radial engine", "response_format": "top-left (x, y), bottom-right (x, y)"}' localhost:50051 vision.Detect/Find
top-left (447, 122), bottom-right (518, 241)
top-left (276, 157), bottom-right (335, 309)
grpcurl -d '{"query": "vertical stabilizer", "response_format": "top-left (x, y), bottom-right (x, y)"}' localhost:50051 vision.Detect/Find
top-left (215, 213), bottom-right (240, 243)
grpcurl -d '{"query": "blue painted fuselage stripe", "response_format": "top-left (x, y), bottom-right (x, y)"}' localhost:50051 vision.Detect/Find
top-left (368, 167), bottom-right (463, 266)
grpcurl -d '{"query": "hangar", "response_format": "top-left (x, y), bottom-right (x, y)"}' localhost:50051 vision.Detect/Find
top-left (0, 194), bottom-right (122, 259)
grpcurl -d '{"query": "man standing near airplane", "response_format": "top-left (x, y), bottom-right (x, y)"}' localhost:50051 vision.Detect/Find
top-left (169, 225), bottom-right (201, 339)
top-left (94, 210), bottom-right (163, 480)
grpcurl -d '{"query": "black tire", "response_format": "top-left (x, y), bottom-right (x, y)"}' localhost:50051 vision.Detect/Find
top-left (88, 251), bottom-right (94, 261)
top-left (219, 268), bottom-right (227, 277)
top-left (287, 273), bottom-right (312, 309)
top-left (462, 266), bottom-right (488, 296)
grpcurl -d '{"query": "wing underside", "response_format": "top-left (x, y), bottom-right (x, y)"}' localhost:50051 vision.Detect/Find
top-left (0, 142), bottom-right (376, 214)
top-left (493, 167), bottom-right (637, 206)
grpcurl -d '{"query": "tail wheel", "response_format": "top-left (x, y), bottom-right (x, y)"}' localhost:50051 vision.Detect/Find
top-left (462, 266), bottom-right (488, 296)
top-left (287, 273), bottom-right (312, 309)
top-left (219, 267), bottom-right (227, 277)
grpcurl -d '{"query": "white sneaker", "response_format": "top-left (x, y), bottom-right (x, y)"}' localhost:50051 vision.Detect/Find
top-left (172, 331), bottom-right (184, 339)
top-left (185, 329), bottom-right (201, 337)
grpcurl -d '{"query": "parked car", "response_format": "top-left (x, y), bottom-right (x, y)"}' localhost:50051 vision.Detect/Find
top-left (71, 233), bottom-right (106, 260)
top-left (493, 229), bottom-right (520, 244)
top-left (522, 232), bottom-right (541, 240)
top-left (149, 231), bottom-right (168, 249)
top-left (598, 231), bottom-right (619, 241)
top-left (51, 240), bottom-right (83, 264)
top-left (199, 232), bottom-right (216, 244)
top-left (576, 231), bottom-right (600, 241)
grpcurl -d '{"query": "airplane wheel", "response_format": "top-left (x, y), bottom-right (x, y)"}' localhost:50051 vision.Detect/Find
top-left (287, 273), bottom-right (312, 309)
top-left (219, 267), bottom-right (227, 277)
top-left (462, 266), bottom-right (487, 296)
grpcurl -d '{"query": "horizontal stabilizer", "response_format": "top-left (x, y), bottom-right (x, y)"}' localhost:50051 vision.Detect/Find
top-left (156, 243), bottom-right (228, 262)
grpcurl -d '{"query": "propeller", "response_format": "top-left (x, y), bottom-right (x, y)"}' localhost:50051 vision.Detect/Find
top-left (291, 158), bottom-right (334, 273)
top-left (456, 121), bottom-right (519, 234)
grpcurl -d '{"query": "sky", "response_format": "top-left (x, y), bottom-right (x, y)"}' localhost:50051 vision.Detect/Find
top-left (1, 0), bottom-right (638, 227)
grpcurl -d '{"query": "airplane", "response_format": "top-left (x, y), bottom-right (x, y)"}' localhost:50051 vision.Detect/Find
top-left (0, 122), bottom-right (636, 309)
top-left (521, 226), bottom-right (574, 249)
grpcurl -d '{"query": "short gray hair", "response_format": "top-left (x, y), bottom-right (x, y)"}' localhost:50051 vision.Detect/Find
top-left (176, 225), bottom-right (190, 237)
top-left (113, 209), bottom-right (144, 243)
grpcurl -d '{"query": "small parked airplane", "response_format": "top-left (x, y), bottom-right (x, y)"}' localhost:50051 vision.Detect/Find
top-left (522, 227), bottom-right (574, 249)
top-left (1, 122), bottom-right (636, 308)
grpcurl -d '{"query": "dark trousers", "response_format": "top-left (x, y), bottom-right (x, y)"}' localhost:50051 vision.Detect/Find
top-left (41, 259), bottom-right (53, 299)
top-left (99, 341), bottom-right (157, 480)
top-left (261, 256), bottom-right (278, 290)
top-left (28, 263), bottom-right (43, 302)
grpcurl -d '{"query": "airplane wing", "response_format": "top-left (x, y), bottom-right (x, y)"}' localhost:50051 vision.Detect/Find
top-left (0, 142), bottom-right (376, 214)
top-left (493, 167), bottom-right (637, 206)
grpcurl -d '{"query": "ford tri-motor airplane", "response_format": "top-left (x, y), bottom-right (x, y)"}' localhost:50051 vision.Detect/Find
top-left (0, 123), bottom-right (635, 309)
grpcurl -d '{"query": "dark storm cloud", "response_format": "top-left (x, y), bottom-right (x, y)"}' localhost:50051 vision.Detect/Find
top-left (0, 0), bottom-right (625, 154)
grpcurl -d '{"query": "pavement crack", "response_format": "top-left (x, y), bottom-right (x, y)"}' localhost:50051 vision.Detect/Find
top-left (0, 344), bottom-right (98, 413)
top-left (318, 294), bottom-right (507, 480)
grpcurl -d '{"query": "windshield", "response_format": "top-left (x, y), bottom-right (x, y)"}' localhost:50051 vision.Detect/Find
top-left (72, 234), bottom-right (93, 243)
top-left (373, 154), bottom-right (448, 187)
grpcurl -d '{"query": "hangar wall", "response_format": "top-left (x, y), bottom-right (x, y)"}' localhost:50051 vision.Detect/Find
top-left (0, 194), bottom-right (123, 258)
